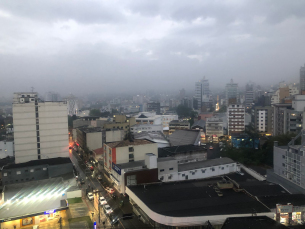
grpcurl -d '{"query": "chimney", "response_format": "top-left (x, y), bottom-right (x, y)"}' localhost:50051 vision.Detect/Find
top-left (274, 141), bottom-right (278, 147)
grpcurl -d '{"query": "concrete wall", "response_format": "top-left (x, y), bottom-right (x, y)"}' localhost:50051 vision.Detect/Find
top-left (67, 189), bottom-right (82, 198)
top-left (48, 163), bottom-right (73, 178)
top-left (0, 141), bottom-right (14, 158)
top-left (106, 129), bottom-right (124, 143)
top-left (86, 132), bottom-right (103, 150)
top-left (273, 146), bottom-right (287, 177)
top-left (115, 143), bottom-right (158, 164)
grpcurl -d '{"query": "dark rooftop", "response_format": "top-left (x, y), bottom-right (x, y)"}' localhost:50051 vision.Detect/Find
top-left (127, 178), bottom-right (271, 217)
top-left (169, 129), bottom-right (200, 146)
top-left (106, 139), bottom-right (155, 148)
top-left (158, 145), bottom-right (207, 157)
top-left (3, 157), bottom-right (72, 170)
top-left (221, 216), bottom-right (288, 229)
top-left (258, 194), bottom-right (305, 209)
top-left (178, 157), bottom-right (234, 172)
top-left (77, 126), bottom-right (102, 133)
top-left (117, 160), bottom-right (145, 169)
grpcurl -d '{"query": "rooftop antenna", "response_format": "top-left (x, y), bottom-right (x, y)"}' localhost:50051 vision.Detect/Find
top-left (31, 87), bottom-right (34, 92)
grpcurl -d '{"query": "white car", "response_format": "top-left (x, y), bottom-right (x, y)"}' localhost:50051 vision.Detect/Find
top-left (87, 192), bottom-right (94, 201)
top-left (99, 196), bottom-right (107, 205)
top-left (103, 204), bottom-right (113, 214)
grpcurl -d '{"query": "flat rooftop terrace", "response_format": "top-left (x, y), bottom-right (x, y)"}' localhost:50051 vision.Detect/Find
top-left (127, 178), bottom-right (271, 217)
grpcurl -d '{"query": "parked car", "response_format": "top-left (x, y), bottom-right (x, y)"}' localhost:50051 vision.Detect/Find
top-left (89, 166), bottom-right (94, 171)
top-left (103, 204), bottom-right (113, 214)
top-left (111, 217), bottom-right (119, 225)
top-left (236, 171), bottom-right (244, 176)
top-left (99, 196), bottom-right (107, 205)
top-left (87, 192), bottom-right (94, 201)
top-left (97, 175), bottom-right (103, 181)
top-left (105, 187), bottom-right (115, 194)
top-left (209, 145), bottom-right (213, 150)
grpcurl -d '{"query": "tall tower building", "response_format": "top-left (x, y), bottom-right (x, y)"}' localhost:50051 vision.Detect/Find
top-left (13, 92), bottom-right (69, 163)
top-left (300, 64), bottom-right (305, 93)
top-left (195, 77), bottom-right (210, 110)
top-left (225, 79), bottom-right (239, 106)
top-left (245, 83), bottom-right (254, 109)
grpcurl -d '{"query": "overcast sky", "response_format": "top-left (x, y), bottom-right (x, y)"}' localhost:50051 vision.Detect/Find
top-left (1, 0), bottom-right (305, 97)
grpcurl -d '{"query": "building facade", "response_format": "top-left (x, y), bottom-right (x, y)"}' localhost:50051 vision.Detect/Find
top-left (225, 79), bottom-right (239, 106)
top-left (0, 141), bottom-right (14, 159)
top-left (206, 118), bottom-right (224, 140)
top-left (251, 106), bottom-right (273, 135)
top-left (195, 78), bottom-right (210, 110)
top-left (300, 64), bottom-right (305, 93)
top-left (130, 124), bottom-right (163, 134)
top-left (227, 104), bottom-right (245, 135)
top-left (103, 139), bottom-right (158, 174)
top-left (13, 93), bottom-right (69, 164)
top-left (245, 83), bottom-right (254, 109)
top-left (169, 120), bottom-right (190, 134)
top-left (147, 102), bottom-right (161, 115)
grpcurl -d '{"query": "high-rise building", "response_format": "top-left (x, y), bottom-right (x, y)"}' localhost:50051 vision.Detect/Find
top-left (245, 83), bottom-right (254, 109)
top-left (227, 104), bottom-right (245, 135)
top-left (194, 77), bottom-right (210, 110)
top-left (225, 79), bottom-right (239, 106)
top-left (45, 91), bottom-right (61, 102)
top-left (63, 94), bottom-right (79, 116)
top-left (13, 92), bottom-right (69, 163)
top-left (300, 64), bottom-right (305, 93)
top-left (147, 102), bottom-right (161, 115)
top-left (251, 106), bottom-right (273, 135)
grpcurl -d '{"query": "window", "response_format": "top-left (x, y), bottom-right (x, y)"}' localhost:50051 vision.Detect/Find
top-left (282, 155), bottom-right (285, 159)
top-left (182, 174), bottom-right (185, 177)
top-left (30, 169), bottom-right (34, 172)
top-left (282, 163), bottom-right (285, 167)
top-left (169, 168), bottom-right (173, 171)
top-left (129, 147), bottom-right (134, 152)
top-left (16, 171), bottom-right (21, 175)
top-left (43, 168), bottom-right (47, 171)
top-left (3, 173), bottom-right (7, 176)
top-left (160, 169), bottom-right (164, 172)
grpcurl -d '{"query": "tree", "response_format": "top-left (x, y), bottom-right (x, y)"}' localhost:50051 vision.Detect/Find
top-left (89, 109), bottom-right (102, 117)
top-left (217, 105), bottom-right (227, 113)
top-left (176, 104), bottom-right (192, 118)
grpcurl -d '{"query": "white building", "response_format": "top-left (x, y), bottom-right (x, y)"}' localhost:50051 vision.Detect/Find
top-left (158, 157), bottom-right (238, 182)
top-left (206, 118), bottom-right (223, 140)
top-left (63, 94), bottom-right (79, 116)
top-left (289, 84), bottom-right (299, 96)
top-left (13, 92), bottom-right (69, 163)
top-left (103, 139), bottom-right (158, 174)
top-left (134, 112), bottom-right (178, 129)
top-left (0, 141), bottom-right (14, 158)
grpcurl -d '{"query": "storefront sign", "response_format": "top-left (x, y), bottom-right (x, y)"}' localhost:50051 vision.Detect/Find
top-left (112, 163), bottom-right (121, 175)
top-left (22, 217), bottom-right (34, 226)
top-left (277, 205), bottom-right (293, 213)
top-left (44, 209), bottom-right (56, 214)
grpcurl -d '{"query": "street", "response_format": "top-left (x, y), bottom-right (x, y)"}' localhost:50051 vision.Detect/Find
top-left (69, 149), bottom-right (151, 229)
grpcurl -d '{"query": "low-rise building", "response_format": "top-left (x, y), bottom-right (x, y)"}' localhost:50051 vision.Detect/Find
top-left (133, 132), bottom-right (170, 148)
top-left (104, 114), bottom-right (136, 135)
top-left (169, 129), bottom-right (201, 146)
top-left (206, 118), bottom-right (223, 141)
top-left (158, 145), bottom-right (207, 163)
top-left (1, 157), bottom-right (74, 186)
top-left (76, 127), bottom-right (103, 151)
top-left (103, 139), bottom-right (158, 174)
top-left (169, 120), bottom-right (190, 134)
top-left (111, 153), bottom-right (159, 194)
top-left (130, 124), bottom-right (163, 134)
top-left (251, 106), bottom-right (273, 135)
top-left (158, 157), bottom-right (238, 182)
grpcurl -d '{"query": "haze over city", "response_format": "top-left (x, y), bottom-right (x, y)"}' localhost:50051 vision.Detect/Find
top-left (1, 0), bottom-right (305, 97)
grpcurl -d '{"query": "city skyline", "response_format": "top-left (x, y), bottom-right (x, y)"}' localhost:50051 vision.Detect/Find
top-left (0, 1), bottom-right (305, 96)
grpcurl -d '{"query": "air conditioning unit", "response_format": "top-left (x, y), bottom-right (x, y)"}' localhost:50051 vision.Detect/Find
top-left (19, 98), bottom-right (25, 103)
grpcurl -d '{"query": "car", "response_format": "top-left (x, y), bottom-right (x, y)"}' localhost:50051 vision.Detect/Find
top-left (99, 196), bottom-right (107, 205)
top-left (111, 217), bottom-right (119, 225)
top-left (80, 179), bottom-right (85, 184)
top-left (105, 187), bottom-right (115, 194)
top-left (87, 192), bottom-right (94, 201)
top-left (75, 176), bottom-right (79, 181)
top-left (209, 146), bottom-right (213, 150)
top-left (97, 175), bottom-right (103, 181)
top-left (237, 171), bottom-right (244, 176)
top-left (89, 166), bottom-right (94, 171)
top-left (103, 204), bottom-right (113, 214)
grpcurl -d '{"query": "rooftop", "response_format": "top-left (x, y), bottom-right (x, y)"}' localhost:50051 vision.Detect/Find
top-left (191, 119), bottom-right (206, 128)
top-left (106, 139), bottom-right (155, 148)
top-left (3, 157), bottom-right (72, 170)
top-left (127, 178), bottom-right (270, 217)
top-left (169, 120), bottom-right (189, 124)
top-left (77, 126), bottom-right (102, 133)
top-left (221, 216), bottom-right (288, 229)
top-left (0, 178), bottom-right (69, 220)
top-left (169, 129), bottom-right (200, 146)
top-left (158, 145), bottom-right (207, 157)
top-left (93, 147), bottom-right (104, 155)
top-left (178, 157), bottom-right (234, 172)
top-left (134, 131), bottom-right (169, 144)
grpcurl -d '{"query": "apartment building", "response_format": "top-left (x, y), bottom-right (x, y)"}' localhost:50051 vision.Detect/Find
top-left (206, 118), bottom-right (224, 140)
top-left (251, 106), bottom-right (273, 135)
top-left (169, 120), bottom-right (190, 134)
top-left (13, 93), bottom-right (69, 163)
top-left (227, 104), bottom-right (245, 135)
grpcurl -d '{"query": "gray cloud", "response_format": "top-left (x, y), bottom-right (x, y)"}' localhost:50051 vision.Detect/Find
top-left (0, 0), bottom-right (305, 98)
